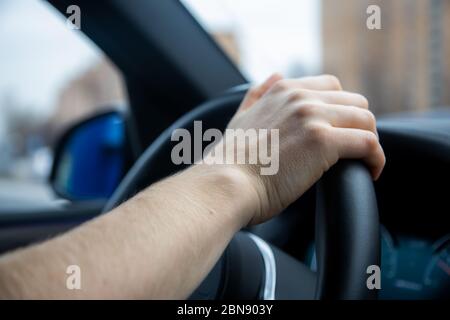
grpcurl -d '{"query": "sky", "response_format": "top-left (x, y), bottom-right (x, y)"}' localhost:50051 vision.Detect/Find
top-left (0, 0), bottom-right (100, 118)
top-left (183, 0), bottom-right (322, 80)
top-left (0, 0), bottom-right (321, 130)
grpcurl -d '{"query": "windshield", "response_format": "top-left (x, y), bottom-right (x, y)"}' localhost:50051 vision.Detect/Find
top-left (183, 0), bottom-right (450, 116)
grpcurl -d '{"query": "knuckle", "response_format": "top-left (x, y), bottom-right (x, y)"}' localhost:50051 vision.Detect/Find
top-left (247, 87), bottom-right (259, 98)
top-left (363, 109), bottom-right (376, 128)
top-left (287, 89), bottom-right (308, 103)
top-left (323, 74), bottom-right (342, 90)
top-left (357, 94), bottom-right (370, 109)
top-left (272, 79), bottom-right (290, 92)
top-left (295, 103), bottom-right (318, 119)
top-left (364, 132), bottom-right (379, 152)
top-left (306, 123), bottom-right (329, 145)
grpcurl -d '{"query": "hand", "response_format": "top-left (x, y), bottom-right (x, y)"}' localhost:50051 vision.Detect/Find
top-left (222, 74), bottom-right (385, 225)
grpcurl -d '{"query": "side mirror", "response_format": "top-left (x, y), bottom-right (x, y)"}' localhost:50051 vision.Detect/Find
top-left (50, 111), bottom-right (129, 202)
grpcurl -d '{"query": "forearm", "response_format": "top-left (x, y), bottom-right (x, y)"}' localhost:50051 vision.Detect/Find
top-left (0, 165), bottom-right (255, 299)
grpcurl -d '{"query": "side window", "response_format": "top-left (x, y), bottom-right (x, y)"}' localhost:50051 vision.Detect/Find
top-left (0, 0), bottom-right (127, 203)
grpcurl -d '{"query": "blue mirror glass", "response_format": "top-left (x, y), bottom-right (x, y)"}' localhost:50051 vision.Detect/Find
top-left (53, 112), bottom-right (125, 201)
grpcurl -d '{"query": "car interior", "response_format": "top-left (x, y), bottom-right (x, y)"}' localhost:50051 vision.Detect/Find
top-left (0, 0), bottom-right (449, 300)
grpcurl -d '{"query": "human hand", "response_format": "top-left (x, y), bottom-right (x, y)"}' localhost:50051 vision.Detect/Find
top-left (222, 74), bottom-right (385, 225)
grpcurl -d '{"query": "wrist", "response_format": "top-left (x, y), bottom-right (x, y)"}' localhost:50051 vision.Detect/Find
top-left (183, 164), bottom-right (262, 228)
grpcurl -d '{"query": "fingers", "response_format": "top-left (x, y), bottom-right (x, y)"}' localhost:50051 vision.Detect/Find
top-left (239, 73), bottom-right (283, 112)
top-left (237, 74), bottom-right (385, 180)
top-left (288, 84), bottom-right (383, 180)
top-left (299, 103), bottom-right (377, 134)
top-left (330, 127), bottom-right (385, 180)
top-left (258, 73), bottom-right (283, 98)
top-left (277, 75), bottom-right (342, 91)
top-left (317, 91), bottom-right (369, 109)
top-left (239, 74), bottom-right (344, 113)
top-left (291, 89), bottom-right (369, 109)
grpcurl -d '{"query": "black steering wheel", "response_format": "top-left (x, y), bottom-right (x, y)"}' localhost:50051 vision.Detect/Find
top-left (103, 89), bottom-right (380, 300)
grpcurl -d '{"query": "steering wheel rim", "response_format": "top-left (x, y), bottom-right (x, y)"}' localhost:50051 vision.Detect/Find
top-left (104, 90), bottom-right (380, 300)
top-left (315, 161), bottom-right (380, 299)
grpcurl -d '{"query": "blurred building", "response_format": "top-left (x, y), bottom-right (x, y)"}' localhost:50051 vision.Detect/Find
top-left (322, 0), bottom-right (450, 114)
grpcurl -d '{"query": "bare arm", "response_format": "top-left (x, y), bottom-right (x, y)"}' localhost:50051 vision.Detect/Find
top-left (0, 165), bottom-right (256, 299)
top-left (0, 74), bottom-right (385, 299)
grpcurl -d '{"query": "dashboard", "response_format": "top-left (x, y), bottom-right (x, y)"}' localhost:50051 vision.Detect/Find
top-left (380, 228), bottom-right (450, 299)
top-left (303, 228), bottom-right (450, 300)
top-left (374, 117), bottom-right (450, 299)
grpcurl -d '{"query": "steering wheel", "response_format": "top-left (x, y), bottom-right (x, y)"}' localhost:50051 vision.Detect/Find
top-left (103, 89), bottom-right (380, 300)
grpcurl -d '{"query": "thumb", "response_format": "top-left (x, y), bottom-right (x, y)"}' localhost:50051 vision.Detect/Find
top-left (238, 73), bottom-right (283, 112)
